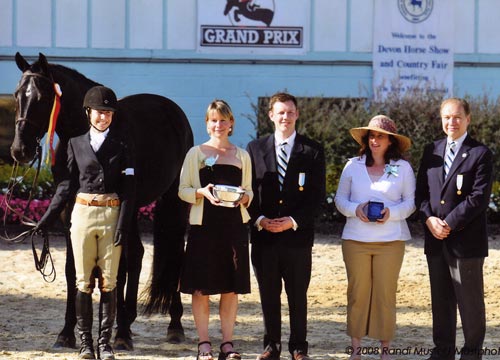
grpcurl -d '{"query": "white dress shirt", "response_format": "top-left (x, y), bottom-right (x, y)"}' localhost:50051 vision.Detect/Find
top-left (255, 131), bottom-right (298, 231)
top-left (89, 127), bottom-right (109, 152)
top-left (446, 131), bottom-right (467, 156)
top-left (274, 131), bottom-right (296, 163)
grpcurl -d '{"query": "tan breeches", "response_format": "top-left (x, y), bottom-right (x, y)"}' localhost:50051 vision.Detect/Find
top-left (70, 203), bottom-right (121, 293)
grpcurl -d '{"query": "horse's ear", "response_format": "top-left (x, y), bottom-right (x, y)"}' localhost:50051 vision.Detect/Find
top-left (15, 52), bottom-right (30, 72)
top-left (38, 53), bottom-right (50, 74)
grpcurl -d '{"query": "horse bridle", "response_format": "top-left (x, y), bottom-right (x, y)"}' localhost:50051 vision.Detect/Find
top-left (14, 71), bottom-right (58, 136)
top-left (1, 71), bottom-right (58, 282)
top-left (7, 70), bottom-right (54, 225)
top-left (0, 146), bottom-right (55, 282)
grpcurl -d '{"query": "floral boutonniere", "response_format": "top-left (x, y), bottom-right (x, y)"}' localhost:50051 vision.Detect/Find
top-left (384, 164), bottom-right (399, 178)
top-left (203, 154), bottom-right (219, 170)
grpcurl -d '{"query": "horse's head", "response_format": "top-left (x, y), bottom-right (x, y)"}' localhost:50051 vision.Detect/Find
top-left (11, 52), bottom-right (58, 163)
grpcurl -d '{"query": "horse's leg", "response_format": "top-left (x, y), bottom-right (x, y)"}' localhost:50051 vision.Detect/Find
top-left (154, 182), bottom-right (187, 343)
top-left (166, 291), bottom-right (185, 344)
top-left (51, 147), bottom-right (77, 349)
top-left (115, 249), bottom-right (128, 349)
top-left (53, 222), bottom-right (77, 348)
top-left (114, 218), bottom-right (143, 351)
top-left (234, 10), bottom-right (241, 22)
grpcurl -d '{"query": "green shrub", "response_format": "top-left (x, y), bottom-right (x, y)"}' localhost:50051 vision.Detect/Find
top-left (0, 96), bottom-right (15, 164)
top-left (0, 163), bottom-right (55, 199)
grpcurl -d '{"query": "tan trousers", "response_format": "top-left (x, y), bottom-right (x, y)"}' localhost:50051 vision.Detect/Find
top-left (70, 203), bottom-right (121, 293)
top-left (342, 240), bottom-right (405, 341)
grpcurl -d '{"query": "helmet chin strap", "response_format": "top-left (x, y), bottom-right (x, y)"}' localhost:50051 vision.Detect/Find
top-left (90, 123), bottom-right (110, 133)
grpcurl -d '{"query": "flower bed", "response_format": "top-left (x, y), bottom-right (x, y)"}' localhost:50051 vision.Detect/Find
top-left (0, 194), bottom-right (156, 224)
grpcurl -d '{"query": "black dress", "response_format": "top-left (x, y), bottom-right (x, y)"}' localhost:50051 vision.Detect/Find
top-left (180, 164), bottom-right (250, 295)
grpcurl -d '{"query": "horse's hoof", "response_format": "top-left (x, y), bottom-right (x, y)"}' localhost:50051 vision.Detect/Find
top-left (113, 336), bottom-right (134, 351)
top-left (166, 328), bottom-right (185, 344)
top-left (52, 334), bottom-right (77, 349)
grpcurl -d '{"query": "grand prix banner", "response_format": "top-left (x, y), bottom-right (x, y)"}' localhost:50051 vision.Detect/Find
top-left (373, 0), bottom-right (454, 99)
top-left (197, 0), bottom-right (309, 54)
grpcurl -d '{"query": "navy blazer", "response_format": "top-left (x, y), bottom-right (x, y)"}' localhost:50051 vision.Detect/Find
top-left (41, 129), bottom-right (136, 233)
top-left (247, 133), bottom-right (326, 248)
top-left (416, 135), bottom-right (493, 258)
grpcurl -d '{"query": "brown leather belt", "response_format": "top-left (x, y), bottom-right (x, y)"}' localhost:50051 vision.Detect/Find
top-left (75, 197), bottom-right (120, 207)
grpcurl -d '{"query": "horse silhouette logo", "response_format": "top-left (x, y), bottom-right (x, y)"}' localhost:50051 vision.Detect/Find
top-left (223, 0), bottom-right (275, 27)
top-left (398, 0), bottom-right (433, 23)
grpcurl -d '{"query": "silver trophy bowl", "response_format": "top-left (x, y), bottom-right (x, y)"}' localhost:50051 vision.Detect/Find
top-left (212, 184), bottom-right (245, 207)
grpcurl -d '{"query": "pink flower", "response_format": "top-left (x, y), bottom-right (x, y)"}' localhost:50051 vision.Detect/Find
top-left (0, 194), bottom-right (156, 224)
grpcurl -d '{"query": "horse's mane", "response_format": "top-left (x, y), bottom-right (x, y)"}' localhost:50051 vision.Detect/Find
top-left (48, 63), bottom-right (100, 88)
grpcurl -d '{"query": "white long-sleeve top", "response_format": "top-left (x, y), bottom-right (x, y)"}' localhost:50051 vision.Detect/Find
top-left (334, 155), bottom-right (416, 242)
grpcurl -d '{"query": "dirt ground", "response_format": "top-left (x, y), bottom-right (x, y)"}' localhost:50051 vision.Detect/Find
top-left (1, 225), bottom-right (499, 360)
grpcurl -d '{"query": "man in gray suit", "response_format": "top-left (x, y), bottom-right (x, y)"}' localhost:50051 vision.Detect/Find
top-left (416, 98), bottom-right (493, 360)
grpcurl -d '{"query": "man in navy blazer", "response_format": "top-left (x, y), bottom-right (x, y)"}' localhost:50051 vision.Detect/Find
top-left (247, 92), bottom-right (326, 360)
top-left (416, 98), bottom-right (493, 360)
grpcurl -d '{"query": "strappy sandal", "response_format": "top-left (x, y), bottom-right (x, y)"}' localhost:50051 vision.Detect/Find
top-left (197, 341), bottom-right (214, 360)
top-left (218, 341), bottom-right (242, 360)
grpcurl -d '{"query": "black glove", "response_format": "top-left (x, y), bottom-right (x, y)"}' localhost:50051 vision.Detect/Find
top-left (114, 229), bottom-right (127, 247)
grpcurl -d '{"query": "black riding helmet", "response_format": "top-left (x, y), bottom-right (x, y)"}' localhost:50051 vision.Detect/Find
top-left (83, 86), bottom-right (118, 112)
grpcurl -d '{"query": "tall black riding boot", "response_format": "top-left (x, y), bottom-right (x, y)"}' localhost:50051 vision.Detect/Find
top-left (76, 290), bottom-right (95, 359)
top-left (97, 289), bottom-right (117, 360)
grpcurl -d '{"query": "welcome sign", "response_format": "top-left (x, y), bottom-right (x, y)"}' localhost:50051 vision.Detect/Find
top-left (373, 0), bottom-right (454, 99)
top-left (197, 0), bottom-right (309, 54)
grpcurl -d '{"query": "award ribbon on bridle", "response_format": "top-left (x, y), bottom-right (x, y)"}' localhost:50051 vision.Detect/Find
top-left (45, 83), bottom-right (62, 166)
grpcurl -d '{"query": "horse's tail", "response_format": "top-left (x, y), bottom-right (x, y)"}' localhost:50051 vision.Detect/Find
top-left (140, 178), bottom-right (188, 315)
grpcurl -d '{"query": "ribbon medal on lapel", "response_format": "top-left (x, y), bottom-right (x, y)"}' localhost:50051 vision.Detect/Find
top-left (298, 172), bottom-right (305, 191)
top-left (384, 164), bottom-right (399, 178)
top-left (456, 174), bottom-right (463, 195)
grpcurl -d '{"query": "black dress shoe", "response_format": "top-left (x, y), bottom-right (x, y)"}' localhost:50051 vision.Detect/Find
top-left (256, 343), bottom-right (281, 360)
top-left (292, 350), bottom-right (312, 360)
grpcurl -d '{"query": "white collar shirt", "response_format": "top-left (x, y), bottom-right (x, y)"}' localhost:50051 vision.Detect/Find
top-left (447, 131), bottom-right (467, 155)
top-left (89, 127), bottom-right (109, 152)
top-left (274, 131), bottom-right (296, 162)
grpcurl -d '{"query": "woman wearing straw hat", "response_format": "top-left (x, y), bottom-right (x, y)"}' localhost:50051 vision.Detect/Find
top-left (334, 115), bottom-right (416, 360)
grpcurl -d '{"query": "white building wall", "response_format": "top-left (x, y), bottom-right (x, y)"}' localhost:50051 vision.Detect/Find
top-left (0, 0), bottom-right (13, 47)
top-left (312, 0), bottom-right (347, 52)
top-left (16, 0), bottom-right (52, 47)
top-left (1, 0), bottom-right (500, 146)
top-left (55, 0), bottom-right (88, 48)
top-left (130, 0), bottom-right (163, 49)
top-left (455, 0), bottom-right (475, 53)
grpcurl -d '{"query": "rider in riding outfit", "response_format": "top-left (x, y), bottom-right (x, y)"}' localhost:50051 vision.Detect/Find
top-left (36, 86), bottom-right (136, 360)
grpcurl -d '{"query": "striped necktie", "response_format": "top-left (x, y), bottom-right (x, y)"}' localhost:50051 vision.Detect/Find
top-left (444, 141), bottom-right (456, 178)
top-left (277, 142), bottom-right (288, 190)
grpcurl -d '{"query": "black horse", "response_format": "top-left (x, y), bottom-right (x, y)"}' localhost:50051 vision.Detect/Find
top-left (11, 52), bottom-right (193, 350)
top-left (224, 0), bottom-right (274, 27)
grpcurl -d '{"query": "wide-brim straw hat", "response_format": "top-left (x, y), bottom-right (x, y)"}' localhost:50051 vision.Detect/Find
top-left (349, 115), bottom-right (411, 153)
